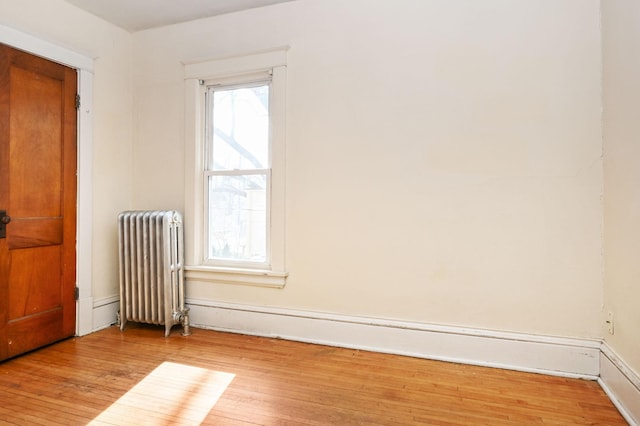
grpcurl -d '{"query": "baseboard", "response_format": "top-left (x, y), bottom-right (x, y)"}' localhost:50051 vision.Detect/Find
top-left (92, 295), bottom-right (119, 332)
top-left (185, 298), bottom-right (600, 379)
top-left (599, 343), bottom-right (640, 426)
top-left (76, 296), bottom-right (94, 336)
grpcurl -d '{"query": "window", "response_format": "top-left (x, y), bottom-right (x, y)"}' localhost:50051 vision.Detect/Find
top-left (184, 48), bottom-right (288, 287)
top-left (205, 81), bottom-right (270, 265)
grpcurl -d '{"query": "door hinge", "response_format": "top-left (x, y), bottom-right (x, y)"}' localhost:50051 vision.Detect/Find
top-left (75, 94), bottom-right (80, 110)
top-left (75, 286), bottom-right (79, 300)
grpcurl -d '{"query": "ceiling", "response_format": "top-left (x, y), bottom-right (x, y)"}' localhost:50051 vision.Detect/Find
top-left (64, 0), bottom-right (296, 32)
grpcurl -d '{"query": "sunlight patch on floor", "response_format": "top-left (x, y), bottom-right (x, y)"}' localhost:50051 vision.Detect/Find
top-left (89, 361), bottom-right (235, 425)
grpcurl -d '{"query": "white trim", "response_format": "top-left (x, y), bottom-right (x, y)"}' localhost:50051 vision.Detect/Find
top-left (185, 299), bottom-right (601, 379)
top-left (185, 266), bottom-right (287, 288)
top-left (599, 343), bottom-right (640, 425)
top-left (76, 69), bottom-right (94, 336)
top-left (93, 294), bottom-right (120, 309)
top-left (184, 78), bottom-right (203, 273)
top-left (0, 24), bottom-right (93, 71)
top-left (0, 23), bottom-right (94, 338)
top-left (76, 297), bottom-right (93, 336)
top-left (92, 295), bottom-right (119, 332)
top-left (183, 47), bottom-right (288, 80)
top-left (184, 48), bottom-right (288, 287)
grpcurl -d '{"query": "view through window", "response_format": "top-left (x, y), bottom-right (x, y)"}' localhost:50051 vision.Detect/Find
top-left (205, 82), bottom-right (270, 265)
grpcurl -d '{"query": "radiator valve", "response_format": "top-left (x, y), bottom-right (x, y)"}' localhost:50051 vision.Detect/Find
top-left (174, 309), bottom-right (191, 336)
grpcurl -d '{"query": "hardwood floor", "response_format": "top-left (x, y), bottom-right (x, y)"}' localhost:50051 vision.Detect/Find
top-left (0, 323), bottom-right (626, 425)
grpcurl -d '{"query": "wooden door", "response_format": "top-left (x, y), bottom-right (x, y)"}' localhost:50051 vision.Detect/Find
top-left (0, 44), bottom-right (77, 361)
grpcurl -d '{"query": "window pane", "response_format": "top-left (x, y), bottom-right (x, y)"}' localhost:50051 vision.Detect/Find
top-left (208, 174), bottom-right (267, 262)
top-left (211, 85), bottom-right (269, 170)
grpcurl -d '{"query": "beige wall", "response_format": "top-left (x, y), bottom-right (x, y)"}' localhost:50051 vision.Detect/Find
top-left (0, 0), bottom-right (134, 300)
top-left (602, 0), bottom-right (640, 374)
top-left (1, 0), bottom-right (618, 348)
top-left (133, 0), bottom-right (603, 338)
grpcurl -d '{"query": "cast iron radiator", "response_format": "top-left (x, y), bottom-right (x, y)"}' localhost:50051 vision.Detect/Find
top-left (117, 210), bottom-right (190, 336)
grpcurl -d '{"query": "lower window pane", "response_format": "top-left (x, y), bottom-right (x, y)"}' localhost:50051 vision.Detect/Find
top-left (208, 174), bottom-right (267, 262)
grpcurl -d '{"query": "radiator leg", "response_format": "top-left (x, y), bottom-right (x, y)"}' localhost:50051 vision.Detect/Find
top-left (118, 311), bottom-right (127, 332)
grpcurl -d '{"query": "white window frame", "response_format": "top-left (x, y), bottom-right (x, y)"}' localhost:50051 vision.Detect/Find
top-left (184, 48), bottom-right (288, 288)
top-left (204, 76), bottom-right (272, 268)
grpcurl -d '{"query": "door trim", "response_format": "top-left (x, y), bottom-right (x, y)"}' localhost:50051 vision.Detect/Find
top-left (0, 23), bottom-right (94, 336)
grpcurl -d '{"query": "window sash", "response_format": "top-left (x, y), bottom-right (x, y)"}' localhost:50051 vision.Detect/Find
top-left (203, 169), bottom-right (271, 268)
top-left (205, 80), bottom-right (271, 172)
top-left (203, 80), bottom-right (272, 268)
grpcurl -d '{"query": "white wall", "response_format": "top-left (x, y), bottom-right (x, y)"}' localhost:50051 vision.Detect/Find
top-left (0, 0), bottom-right (134, 301)
top-left (133, 0), bottom-right (603, 339)
top-left (602, 0), bottom-right (640, 376)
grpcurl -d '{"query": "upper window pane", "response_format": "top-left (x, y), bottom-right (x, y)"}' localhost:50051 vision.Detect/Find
top-left (209, 84), bottom-right (269, 170)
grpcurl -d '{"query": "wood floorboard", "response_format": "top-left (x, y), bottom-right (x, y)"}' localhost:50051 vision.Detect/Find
top-left (0, 323), bottom-right (626, 425)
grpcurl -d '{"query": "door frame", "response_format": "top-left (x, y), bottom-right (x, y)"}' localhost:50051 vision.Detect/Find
top-left (0, 23), bottom-right (94, 336)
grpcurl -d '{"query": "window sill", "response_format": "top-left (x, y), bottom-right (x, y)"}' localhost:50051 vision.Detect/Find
top-left (185, 265), bottom-right (288, 288)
